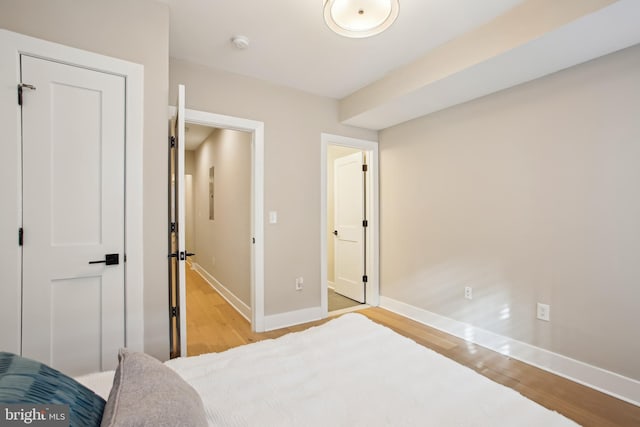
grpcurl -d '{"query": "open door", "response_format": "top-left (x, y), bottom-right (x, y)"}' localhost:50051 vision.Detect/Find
top-left (333, 151), bottom-right (366, 303)
top-left (169, 84), bottom-right (189, 358)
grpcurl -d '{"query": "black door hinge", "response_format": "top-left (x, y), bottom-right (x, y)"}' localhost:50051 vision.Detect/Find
top-left (362, 220), bottom-right (368, 227)
top-left (18, 83), bottom-right (36, 106)
top-left (170, 222), bottom-right (176, 233)
top-left (363, 275), bottom-right (368, 283)
top-left (18, 227), bottom-right (23, 246)
top-left (252, 237), bottom-right (256, 244)
top-left (362, 164), bottom-right (368, 172)
top-left (171, 306), bottom-right (179, 317)
top-left (169, 136), bottom-right (176, 148)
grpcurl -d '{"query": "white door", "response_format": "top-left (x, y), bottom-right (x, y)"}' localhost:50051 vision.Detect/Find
top-left (20, 55), bottom-right (126, 376)
top-left (169, 84), bottom-right (188, 357)
top-left (333, 151), bottom-right (366, 303)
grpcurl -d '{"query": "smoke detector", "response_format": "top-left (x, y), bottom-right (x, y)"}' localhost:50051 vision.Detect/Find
top-left (231, 35), bottom-right (250, 50)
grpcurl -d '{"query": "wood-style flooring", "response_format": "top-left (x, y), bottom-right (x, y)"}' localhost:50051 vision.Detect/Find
top-left (186, 265), bottom-right (333, 355)
top-left (185, 267), bottom-right (640, 427)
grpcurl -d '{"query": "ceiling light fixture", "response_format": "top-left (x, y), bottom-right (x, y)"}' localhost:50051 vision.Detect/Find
top-left (323, 0), bottom-right (399, 38)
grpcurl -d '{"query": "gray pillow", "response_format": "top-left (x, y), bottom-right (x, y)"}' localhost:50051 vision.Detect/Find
top-left (101, 349), bottom-right (207, 427)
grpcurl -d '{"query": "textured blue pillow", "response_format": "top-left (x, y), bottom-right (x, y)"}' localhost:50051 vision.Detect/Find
top-left (0, 352), bottom-right (106, 427)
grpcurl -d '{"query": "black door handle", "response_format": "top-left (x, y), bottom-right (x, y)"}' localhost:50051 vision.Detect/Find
top-left (333, 230), bottom-right (338, 236)
top-left (89, 253), bottom-right (119, 265)
top-left (179, 251), bottom-right (196, 260)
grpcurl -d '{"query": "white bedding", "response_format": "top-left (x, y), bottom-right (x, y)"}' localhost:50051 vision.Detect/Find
top-left (160, 314), bottom-right (578, 427)
top-left (75, 370), bottom-right (115, 400)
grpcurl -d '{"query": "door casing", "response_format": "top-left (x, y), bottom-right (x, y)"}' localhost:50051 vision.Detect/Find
top-left (168, 105), bottom-right (265, 333)
top-left (321, 133), bottom-right (380, 318)
top-left (0, 29), bottom-right (144, 355)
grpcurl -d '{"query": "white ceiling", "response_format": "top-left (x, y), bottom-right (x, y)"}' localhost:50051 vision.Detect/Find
top-left (168, 0), bottom-right (525, 99)
top-left (167, 0), bottom-right (640, 131)
top-left (184, 123), bottom-right (214, 150)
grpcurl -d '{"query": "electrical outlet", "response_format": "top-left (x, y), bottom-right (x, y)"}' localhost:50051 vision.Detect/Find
top-left (464, 286), bottom-right (472, 300)
top-left (536, 303), bottom-right (550, 321)
top-left (295, 277), bottom-right (304, 291)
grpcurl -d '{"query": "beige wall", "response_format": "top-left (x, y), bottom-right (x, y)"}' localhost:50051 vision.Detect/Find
top-left (327, 146), bottom-right (362, 284)
top-left (379, 44), bottom-right (640, 380)
top-left (0, 0), bottom-right (170, 360)
top-left (185, 150), bottom-right (196, 175)
top-left (170, 58), bottom-right (377, 315)
top-left (192, 129), bottom-right (252, 305)
top-left (185, 150), bottom-right (196, 253)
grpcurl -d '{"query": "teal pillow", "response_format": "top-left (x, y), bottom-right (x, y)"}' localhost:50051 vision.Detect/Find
top-left (0, 352), bottom-right (105, 427)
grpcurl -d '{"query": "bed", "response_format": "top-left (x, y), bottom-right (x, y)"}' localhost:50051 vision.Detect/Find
top-left (2, 313), bottom-right (577, 426)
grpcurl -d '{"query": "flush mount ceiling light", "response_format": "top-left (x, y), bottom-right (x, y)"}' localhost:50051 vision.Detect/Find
top-left (323, 0), bottom-right (399, 38)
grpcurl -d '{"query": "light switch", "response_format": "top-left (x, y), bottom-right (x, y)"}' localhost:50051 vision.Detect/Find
top-left (269, 211), bottom-right (278, 224)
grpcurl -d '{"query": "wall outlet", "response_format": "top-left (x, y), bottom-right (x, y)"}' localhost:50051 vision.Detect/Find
top-left (295, 277), bottom-right (304, 291)
top-left (464, 286), bottom-right (472, 300)
top-left (537, 303), bottom-right (550, 321)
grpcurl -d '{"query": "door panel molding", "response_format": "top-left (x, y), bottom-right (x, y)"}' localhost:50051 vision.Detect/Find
top-left (0, 29), bottom-right (144, 356)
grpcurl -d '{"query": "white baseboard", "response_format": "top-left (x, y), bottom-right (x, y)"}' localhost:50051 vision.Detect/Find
top-left (379, 296), bottom-right (640, 406)
top-left (192, 263), bottom-right (251, 321)
top-left (264, 306), bottom-right (323, 332)
top-left (328, 281), bottom-right (335, 290)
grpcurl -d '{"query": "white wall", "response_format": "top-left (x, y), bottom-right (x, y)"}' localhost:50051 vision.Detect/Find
top-left (379, 44), bottom-right (640, 380)
top-left (0, 0), bottom-right (170, 360)
top-left (185, 150), bottom-right (196, 253)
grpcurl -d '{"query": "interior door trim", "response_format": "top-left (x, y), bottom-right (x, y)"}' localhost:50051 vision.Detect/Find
top-left (168, 105), bottom-right (265, 333)
top-left (0, 29), bottom-right (144, 354)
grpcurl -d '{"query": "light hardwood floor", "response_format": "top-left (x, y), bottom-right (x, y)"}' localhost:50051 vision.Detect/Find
top-left (186, 267), bottom-right (640, 427)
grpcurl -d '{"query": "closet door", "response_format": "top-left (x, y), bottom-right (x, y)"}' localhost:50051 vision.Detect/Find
top-left (20, 55), bottom-right (126, 376)
top-left (333, 151), bottom-right (366, 303)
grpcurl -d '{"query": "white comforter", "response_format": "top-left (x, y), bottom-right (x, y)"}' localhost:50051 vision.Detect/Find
top-left (163, 314), bottom-right (578, 427)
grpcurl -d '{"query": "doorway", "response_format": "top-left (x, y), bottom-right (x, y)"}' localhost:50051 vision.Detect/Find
top-left (184, 124), bottom-right (253, 355)
top-left (169, 98), bottom-right (265, 358)
top-left (320, 133), bottom-right (380, 318)
top-left (329, 147), bottom-right (366, 310)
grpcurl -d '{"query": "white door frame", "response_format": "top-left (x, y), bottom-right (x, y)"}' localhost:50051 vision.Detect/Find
top-left (0, 29), bottom-right (144, 354)
top-left (321, 133), bottom-right (379, 317)
top-left (168, 106), bottom-right (266, 333)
